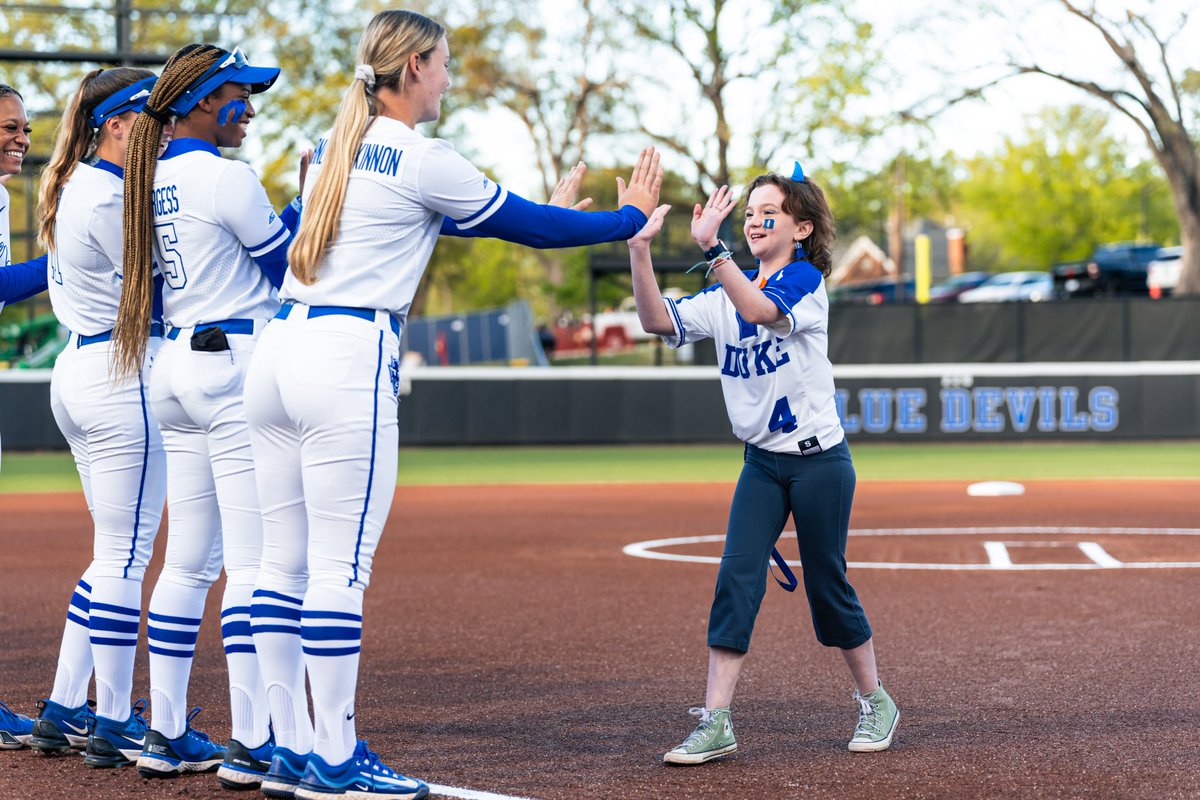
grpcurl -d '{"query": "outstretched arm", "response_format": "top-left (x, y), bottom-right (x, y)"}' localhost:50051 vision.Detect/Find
top-left (440, 148), bottom-right (663, 248)
top-left (628, 204), bottom-right (674, 336)
top-left (691, 185), bottom-right (782, 326)
top-left (0, 255), bottom-right (49, 304)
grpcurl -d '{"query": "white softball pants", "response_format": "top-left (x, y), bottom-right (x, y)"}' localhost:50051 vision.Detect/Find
top-left (49, 334), bottom-right (166, 720)
top-left (245, 304), bottom-right (401, 762)
top-left (144, 321), bottom-right (269, 744)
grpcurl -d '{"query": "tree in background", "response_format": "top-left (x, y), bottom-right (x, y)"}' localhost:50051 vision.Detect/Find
top-left (992, 0), bottom-right (1200, 293)
top-left (616, 0), bottom-right (879, 197)
top-left (956, 105), bottom-right (1176, 270)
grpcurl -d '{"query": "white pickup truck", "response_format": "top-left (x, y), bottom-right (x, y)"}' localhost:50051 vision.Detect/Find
top-left (590, 289), bottom-right (687, 348)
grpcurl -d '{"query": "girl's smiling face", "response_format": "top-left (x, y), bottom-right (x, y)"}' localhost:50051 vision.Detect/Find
top-left (744, 183), bottom-right (813, 265)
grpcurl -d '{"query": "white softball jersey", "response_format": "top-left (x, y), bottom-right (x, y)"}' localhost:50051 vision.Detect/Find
top-left (47, 161), bottom-right (127, 335)
top-left (281, 116), bottom-right (508, 320)
top-left (152, 138), bottom-right (288, 327)
top-left (663, 261), bottom-right (846, 455)
top-left (0, 182), bottom-right (9, 315)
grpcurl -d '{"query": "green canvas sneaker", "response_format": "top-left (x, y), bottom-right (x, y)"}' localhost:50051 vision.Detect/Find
top-left (663, 707), bottom-right (737, 765)
top-left (848, 682), bottom-right (899, 752)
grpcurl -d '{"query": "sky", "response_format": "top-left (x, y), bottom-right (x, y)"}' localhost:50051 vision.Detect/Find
top-left (451, 0), bottom-right (1198, 198)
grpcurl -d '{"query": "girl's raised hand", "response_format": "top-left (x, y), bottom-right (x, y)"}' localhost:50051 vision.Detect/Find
top-left (691, 185), bottom-right (736, 248)
top-left (628, 204), bottom-right (671, 249)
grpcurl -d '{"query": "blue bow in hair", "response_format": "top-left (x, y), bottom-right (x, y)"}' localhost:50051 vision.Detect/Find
top-left (782, 159), bottom-right (806, 183)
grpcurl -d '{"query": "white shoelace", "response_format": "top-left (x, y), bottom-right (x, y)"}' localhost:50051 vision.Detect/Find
top-left (853, 692), bottom-right (880, 737)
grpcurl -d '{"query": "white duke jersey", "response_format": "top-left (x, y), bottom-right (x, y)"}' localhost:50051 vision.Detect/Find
top-left (663, 261), bottom-right (846, 454)
top-left (282, 116), bottom-right (508, 322)
top-left (152, 139), bottom-right (286, 326)
top-left (47, 161), bottom-right (126, 335)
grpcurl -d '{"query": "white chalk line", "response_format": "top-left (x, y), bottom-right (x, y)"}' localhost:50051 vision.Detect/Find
top-left (623, 527), bottom-right (1200, 571)
top-left (428, 782), bottom-right (538, 800)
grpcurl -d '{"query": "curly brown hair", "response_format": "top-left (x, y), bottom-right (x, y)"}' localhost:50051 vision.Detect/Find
top-left (745, 173), bottom-right (836, 277)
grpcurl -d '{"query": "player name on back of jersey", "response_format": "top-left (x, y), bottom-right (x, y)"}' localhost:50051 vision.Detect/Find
top-left (153, 185), bottom-right (180, 216)
top-left (311, 137), bottom-right (404, 178)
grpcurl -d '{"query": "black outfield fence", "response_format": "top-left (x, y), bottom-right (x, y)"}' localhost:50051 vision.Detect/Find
top-left (827, 297), bottom-right (1200, 364)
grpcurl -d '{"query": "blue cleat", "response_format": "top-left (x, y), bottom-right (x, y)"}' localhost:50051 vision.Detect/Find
top-left (0, 700), bottom-right (34, 750)
top-left (217, 733), bottom-right (275, 789)
top-left (261, 746), bottom-right (308, 799)
top-left (294, 740), bottom-right (428, 799)
top-left (29, 698), bottom-right (92, 754)
top-left (84, 699), bottom-right (148, 767)
top-left (136, 707), bottom-right (226, 778)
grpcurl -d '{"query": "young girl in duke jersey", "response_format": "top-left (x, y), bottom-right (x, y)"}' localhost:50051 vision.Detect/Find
top-left (627, 167), bottom-right (899, 765)
top-left (242, 10), bottom-right (660, 799)
top-left (23, 67), bottom-right (171, 769)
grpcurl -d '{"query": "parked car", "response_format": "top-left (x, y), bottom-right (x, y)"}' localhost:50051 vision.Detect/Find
top-left (828, 277), bottom-right (916, 305)
top-left (958, 271), bottom-right (1053, 303)
top-left (1147, 246), bottom-right (1183, 299)
top-left (927, 271), bottom-right (992, 303)
top-left (1052, 242), bottom-right (1166, 297)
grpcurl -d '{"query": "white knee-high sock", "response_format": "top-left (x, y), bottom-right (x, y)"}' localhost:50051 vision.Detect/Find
top-left (221, 579), bottom-right (271, 747)
top-left (146, 578), bottom-right (208, 739)
top-left (88, 576), bottom-right (142, 721)
top-left (50, 575), bottom-right (95, 708)
top-left (303, 584), bottom-right (363, 765)
top-left (251, 585), bottom-right (312, 754)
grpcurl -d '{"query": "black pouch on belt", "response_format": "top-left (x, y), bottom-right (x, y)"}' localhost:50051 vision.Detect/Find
top-left (191, 326), bottom-right (230, 352)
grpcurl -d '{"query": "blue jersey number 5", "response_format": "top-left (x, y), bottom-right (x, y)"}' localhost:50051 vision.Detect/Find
top-left (154, 222), bottom-right (188, 289)
top-left (768, 396), bottom-right (798, 434)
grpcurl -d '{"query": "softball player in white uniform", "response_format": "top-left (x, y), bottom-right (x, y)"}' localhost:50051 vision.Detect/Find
top-left (0, 82), bottom-right (43, 751)
top-left (242, 10), bottom-right (660, 799)
top-left (111, 44), bottom-right (299, 787)
top-left (0, 84), bottom-right (47, 363)
top-left (19, 69), bottom-right (171, 769)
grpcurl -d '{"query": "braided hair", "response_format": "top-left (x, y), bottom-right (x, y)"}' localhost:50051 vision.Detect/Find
top-left (112, 44), bottom-right (224, 380)
top-left (37, 67), bottom-right (154, 252)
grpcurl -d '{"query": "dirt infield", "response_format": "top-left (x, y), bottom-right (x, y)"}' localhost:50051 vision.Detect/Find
top-left (1, 478), bottom-right (1198, 799)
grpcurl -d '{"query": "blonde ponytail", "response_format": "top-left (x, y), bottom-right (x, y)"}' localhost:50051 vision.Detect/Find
top-left (289, 10), bottom-right (445, 284)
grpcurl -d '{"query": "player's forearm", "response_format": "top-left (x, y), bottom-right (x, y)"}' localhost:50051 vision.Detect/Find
top-left (711, 260), bottom-right (784, 325)
top-left (0, 255), bottom-right (49, 303)
top-left (629, 244), bottom-right (674, 335)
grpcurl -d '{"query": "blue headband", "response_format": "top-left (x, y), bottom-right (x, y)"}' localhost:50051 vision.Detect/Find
top-left (168, 47), bottom-right (280, 117)
top-left (90, 76), bottom-right (157, 128)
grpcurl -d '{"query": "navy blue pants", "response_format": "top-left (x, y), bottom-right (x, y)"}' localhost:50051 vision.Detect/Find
top-left (707, 440), bottom-right (872, 653)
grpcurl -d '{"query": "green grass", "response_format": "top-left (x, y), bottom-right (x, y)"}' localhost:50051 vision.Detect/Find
top-left (2, 441), bottom-right (1197, 494)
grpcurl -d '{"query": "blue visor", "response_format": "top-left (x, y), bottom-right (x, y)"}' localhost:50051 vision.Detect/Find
top-left (90, 76), bottom-right (157, 128)
top-left (168, 47), bottom-right (279, 117)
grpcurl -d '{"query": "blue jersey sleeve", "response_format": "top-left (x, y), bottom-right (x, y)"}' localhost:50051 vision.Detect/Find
top-left (439, 191), bottom-right (648, 249)
top-left (0, 254), bottom-right (49, 303)
top-left (279, 195), bottom-right (302, 235)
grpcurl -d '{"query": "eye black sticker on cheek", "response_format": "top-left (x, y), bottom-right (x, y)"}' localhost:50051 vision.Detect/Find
top-left (218, 99), bottom-right (247, 126)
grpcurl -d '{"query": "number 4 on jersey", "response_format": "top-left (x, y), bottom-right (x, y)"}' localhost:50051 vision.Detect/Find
top-left (154, 222), bottom-right (188, 289)
top-left (768, 396), bottom-right (797, 434)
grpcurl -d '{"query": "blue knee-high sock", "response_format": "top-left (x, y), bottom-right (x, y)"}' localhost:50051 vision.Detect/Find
top-left (88, 577), bottom-right (142, 721)
top-left (302, 585), bottom-right (363, 765)
top-left (221, 580), bottom-right (270, 747)
top-left (251, 586), bottom-right (312, 754)
top-left (50, 576), bottom-right (94, 709)
top-left (146, 579), bottom-right (207, 739)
